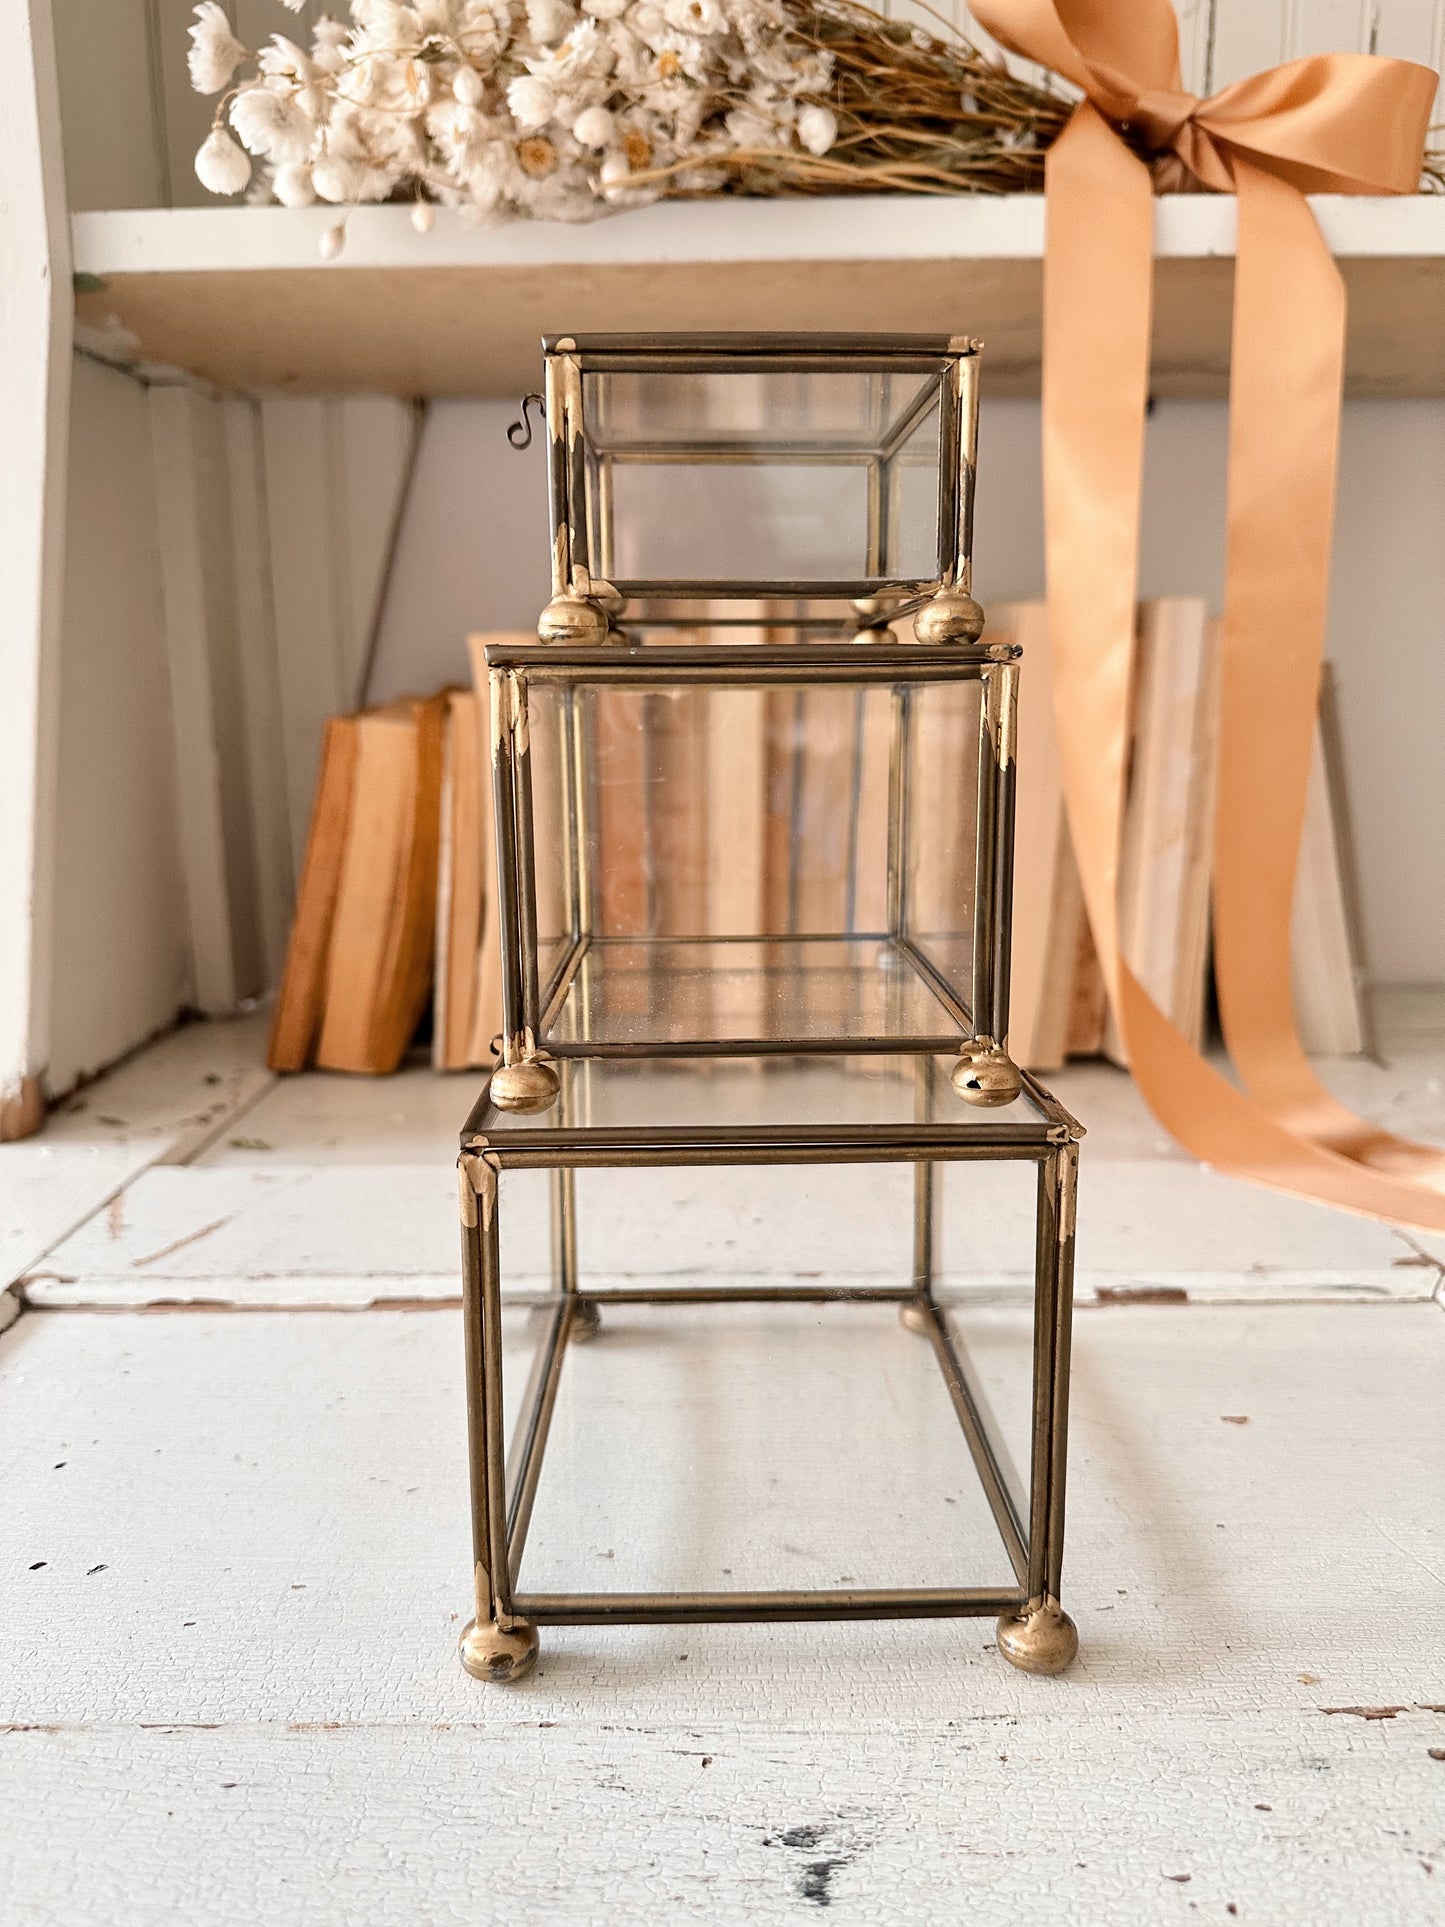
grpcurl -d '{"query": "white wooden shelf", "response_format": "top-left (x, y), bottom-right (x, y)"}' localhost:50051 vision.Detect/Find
top-left (71, 193), bottom-right (1445, 399)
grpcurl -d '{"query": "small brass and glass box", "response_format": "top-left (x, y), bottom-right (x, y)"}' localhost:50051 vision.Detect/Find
top-left (486, 334), bottom-right (1023, 1115)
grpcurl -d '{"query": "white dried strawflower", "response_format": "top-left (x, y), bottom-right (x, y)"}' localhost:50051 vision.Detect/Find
top-left (796, 103), bottom-right (837, 156)
top-left (526, 0), bottom-right (574, 42)
top-left (272, 159), bottom-right (317, 204)
top-left (312, 15), bottom-right (351, 72)
top-left (312, 154), bottom-right (373, 201)
top-left (453, 63), bottom-right (484, 107)
top-left (507, 73), bottom-right (556, 127)
top-left (725, 103), bottom-right (776, 148)
top-left (525, 17), bottom-right (601, 82)
top-left (582, 0), bottom-right (628, 16)
top-left (571, 103), bottom-right (614, 147)
top-left (662, 0), bottom-right (724, 34)
top-left (188, 3), bottom-right (249, 94)
top-left (257, 33), bottom-right (316, 81)
top-left (194, 124), bottom-right (252, 193)
top-left (230, 85), bottom-right (316, 160)
top-left (597, 148), bottom-right (637, 200)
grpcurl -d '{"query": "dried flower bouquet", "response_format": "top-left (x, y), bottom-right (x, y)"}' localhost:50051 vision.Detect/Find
top-left (191, 0), bottom-right (1442, 239)
top-left (190, 0), bottom-right (1070, 237)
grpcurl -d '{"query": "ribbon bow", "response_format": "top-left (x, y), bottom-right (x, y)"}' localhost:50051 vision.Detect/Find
top-left (970, 0), bottom-right (1445, 1231)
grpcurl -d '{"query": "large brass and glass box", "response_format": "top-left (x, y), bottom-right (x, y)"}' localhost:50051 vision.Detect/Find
top-left (460, 333), bottom-right (1084, 1687)
top-left (457, 1055), bottom-right (1081, 1674)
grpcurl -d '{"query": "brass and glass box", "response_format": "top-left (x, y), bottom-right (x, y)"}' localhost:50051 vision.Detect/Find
top-left (487, 334), bottom-right (1024, 1116)
top-left (458, 332), bottom-right (1084, 1688)
top-left (457, 1054), bottom-right (1082, 1684)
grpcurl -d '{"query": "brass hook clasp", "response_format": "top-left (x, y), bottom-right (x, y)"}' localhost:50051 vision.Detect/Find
top-left (508, 393), bottom-right (545, 449)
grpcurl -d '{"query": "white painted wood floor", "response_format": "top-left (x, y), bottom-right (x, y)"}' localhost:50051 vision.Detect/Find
top-left (3, 1000), bottom-right (1444, 1925)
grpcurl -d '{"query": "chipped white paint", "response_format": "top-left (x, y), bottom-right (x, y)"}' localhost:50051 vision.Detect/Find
top-left (1, 1302), bottom-right (1443, 1922)
top-left (0, 1012), bottom-right (271, 1291)
top-left (2, 1714), bottom-right (1444, 1926)
top-left (25, 1140), bottom-right (1436, 1310)
top-left (2, 998), bottom-right (1444, 1920)
top-left (11, 998), bottom-right (1445, 1309)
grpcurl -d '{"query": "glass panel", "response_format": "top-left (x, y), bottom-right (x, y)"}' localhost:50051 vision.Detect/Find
top-left (482, 1051), bottom-right (1048, 1136)
top-left (528, 682), bottom-right (572, 992)
top-left (581, 365), bottom-right (945, 588)
top-left (521, 670), bottom-right (988, 1053)
top-left (606, 460), bottom-right (872, 585)
top-left (903, 679), bottom-right (981, 1021)
top-left (586, 368), bottom-right (940, 449)
top-left (934, 1156), bottom-right (1044, 1531)
top-left (514, 1300), bottom-right (1018, 1595)
top-left (581, 680), bottom-right (892, 945)
top-left (549, 938), bottom-right (962, 1052)
top-left (489, 1152), bottom-right (1019, 1596)
top-left (886, 394), bottom-right (942, 581)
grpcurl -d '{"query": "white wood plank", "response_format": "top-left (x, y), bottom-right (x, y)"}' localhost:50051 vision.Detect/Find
top-left (1284, 0), bottom-right (1372, 57)
top-left (48, 357), bottom-right (190, 1093)
top-left (1, 1300), bottom-right (1441, 1725)
top-left (0, 1011), bottom-right (270, 1290)
top-left (1174, 0), bottom-right (1217, 95)
top-left (1209, 0), bottom-right (1290, 84)
top-left (149, 383), bottom-right (265, 1012)
top-left (1, 1711), bottom-right (1443, 1926)
top-left (258, 397), bottom-right (355, 877)
top-left (51, 0), bottom-right (165, 209)
top-left (364, 400), bottom-right (551, 703)
top-left (0, 1), bottom-right (72, 1135)
top-left (332, 395), bottom-right (421, 702)
top-left (25, 1144), bottom-right (1431, 1307)
top-left (223, 396), bottom-right (295, 989)
top-left (69, 196), bottom-right (1445, 277)
top-left (261, 394), bottom-right (417, 873)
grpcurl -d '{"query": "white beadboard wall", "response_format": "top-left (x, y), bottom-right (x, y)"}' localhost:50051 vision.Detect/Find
top-left (49, 1), bottom-right (1445, 213)
top-left (45, 354), bottom-right (416, 1091)
top-left (368, 394), bottom-right (1445, 985)
top-left (29, 0), bottom-right (1445, 1099)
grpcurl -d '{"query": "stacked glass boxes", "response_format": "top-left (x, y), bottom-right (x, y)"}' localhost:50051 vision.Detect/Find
top-left (457, 336), bottom-right (1084, 1685)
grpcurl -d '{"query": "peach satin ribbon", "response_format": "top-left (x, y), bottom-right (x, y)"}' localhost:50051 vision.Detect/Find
top-left (970, 0), bottom-right (1445, 1230)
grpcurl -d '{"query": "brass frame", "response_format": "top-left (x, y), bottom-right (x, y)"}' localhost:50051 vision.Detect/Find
top-left (457, 1061), bottom-right (1082, 1668)
top-left (486, 641), bottom-right (1020, 1074)
top-left (539, 332), bottom-right (981, 611)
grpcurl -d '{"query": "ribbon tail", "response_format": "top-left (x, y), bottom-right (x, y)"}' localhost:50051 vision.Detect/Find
top-left (1212, 164), bottom-right (1445, 1190)
top-left (1041, 111), bottom-right (1445, 1232)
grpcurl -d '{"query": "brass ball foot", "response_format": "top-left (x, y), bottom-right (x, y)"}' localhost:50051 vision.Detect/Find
top-left (899, 1299), bottom-right (933, 1336)
top-left (568, 1298), bottom-right (601, 1343)
top-left (460, 1616), bottom-right (539, 1684)
top-left (913, 589), bottom-right (986, 646)
top-left (489, 1059), bottom-right (560, 1114)
top-left (537, 593), bottom-right (610, 644)
top-left (995, 1598), bottom-right (1078, 1676)
top-left (951, 1041), bottom-right (1023, 1108)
